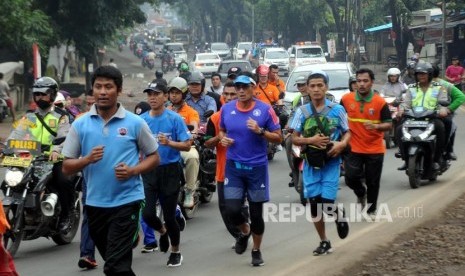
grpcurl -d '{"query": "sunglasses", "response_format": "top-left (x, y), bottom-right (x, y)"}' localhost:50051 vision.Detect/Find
top-left (234, 84), bottom-right (251, 90)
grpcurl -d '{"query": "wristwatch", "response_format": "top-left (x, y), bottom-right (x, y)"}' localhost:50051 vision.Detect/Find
top-left (258, 128), bottom-right (266, 136)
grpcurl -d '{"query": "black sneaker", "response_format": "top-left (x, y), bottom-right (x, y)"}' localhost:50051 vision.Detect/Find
top-left (335, 208), bottom-right (349, 239)
top-left (234, 232), bottom-right (250, 255)
top-left (167, 252), bottom-right (183, 267)
top-left (141, 242), bottom-right (158, 253)
top-left (159, 232), bottom-right (170, 253)
top-left (251, 249), bottom-right (264, 267)
top-left (313, 240), bottom-right (333, 256)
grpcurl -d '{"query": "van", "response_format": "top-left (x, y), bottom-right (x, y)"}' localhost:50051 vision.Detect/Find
top-left (289, 44), bottom-right (327, 71)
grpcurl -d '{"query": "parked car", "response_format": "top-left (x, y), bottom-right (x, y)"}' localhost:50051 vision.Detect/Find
top-left (210, 42), bottom-right (231, 60)
top-left (217, 60), bottom-right (254, 80)
top-left (259, 47), bottom-right (290, 76)
top-left (288, 44), bottom-right (327, 72)
top-left (163, 42), bottom-right (188, 66)
top-left (190, 53), bottom-right (222, 76)
top-left (232, 42), bottom-right (253, 60)
top-left (284, 62), bottom-right (357, 108)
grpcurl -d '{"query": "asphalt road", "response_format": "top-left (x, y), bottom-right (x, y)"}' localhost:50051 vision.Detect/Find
top-left (10, 47), bottom-right (465, 275)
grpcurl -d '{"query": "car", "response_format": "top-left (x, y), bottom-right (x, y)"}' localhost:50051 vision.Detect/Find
top-left (210, 42), bottom-right (231, 60)
top-left (163, 42), bottom-right (188, 65)
top-left (284, 62), bottom-right (357, 108)
top-left (288, 44), bottom-right (327, 72)
top-left (190, 53), bottom-right (221, 76)
top-left (153, 37), bottom-right (171, 57)
top-left (232, 42), bottom-right (253, 60)
top-left (259, 47), bottom-right (290, 76)
top-left (217, 60), bottom-right (254, 80)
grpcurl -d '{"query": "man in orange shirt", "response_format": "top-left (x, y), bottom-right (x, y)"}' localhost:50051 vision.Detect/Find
top-left (204, 81), bottom-right (249, 248)
top-left (340, 68), bottom-right (392, 217)
top-left (268, 64), bottom-right (285, 96)
top-left (167, 77), bottom-right (201, 208)
top-left (254, 65), bottom-right (281, 106)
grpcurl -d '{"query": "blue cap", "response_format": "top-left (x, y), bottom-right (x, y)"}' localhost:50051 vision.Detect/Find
top-left (234, 75), bottom-right (256, 85)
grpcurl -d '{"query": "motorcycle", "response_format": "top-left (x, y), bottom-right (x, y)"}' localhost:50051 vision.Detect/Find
top-left (284, 130), bottom-right (306, 205)
top-left (0, 98), bottom-right (9, 123)
top-left (397, 107), bottom-right (450, 189)
top-left (387, 55), bottom-right (398, 68)
top-left (142, 57), bottom-right (155, 70)
top-left (180, 114), bottom-right (217, 219)
top-left (161, 60), bottom-right (169, 74)
top-left (118, 43), bottom-right (124, 52)
top-left (1, 138), bottom-right (81, 257)
top-left (383, 96), bottom-right (401, 149)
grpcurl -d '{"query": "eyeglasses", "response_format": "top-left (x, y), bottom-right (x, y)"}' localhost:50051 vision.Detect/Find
top-left (234, 84), bottom-right (251, 90)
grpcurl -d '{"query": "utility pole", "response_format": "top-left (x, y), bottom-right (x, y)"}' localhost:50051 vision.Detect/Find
top-left (356, 0), bottom-right (361, 68)
top-left (441, 0), bottom-right (446, 77)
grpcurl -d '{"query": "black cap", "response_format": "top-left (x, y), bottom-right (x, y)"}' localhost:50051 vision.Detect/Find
top-left (227, 67), bottom-right (242, 78)
top-left (143, 82), bottom-right (167, 93)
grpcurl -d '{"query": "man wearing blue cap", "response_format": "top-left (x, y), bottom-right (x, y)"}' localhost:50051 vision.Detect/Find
top-left (219, 75), bottom-right (282, 267)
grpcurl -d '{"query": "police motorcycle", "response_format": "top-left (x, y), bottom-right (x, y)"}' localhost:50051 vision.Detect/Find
top-left (1, 137), bottom-right (81, 257)
top-left (180, 111), bottom-right (217, 219)
top-left (397, 103), bottom-right (450, 189)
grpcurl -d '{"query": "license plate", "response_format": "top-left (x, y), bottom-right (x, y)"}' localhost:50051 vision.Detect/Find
top-left (1, 156), bottom-right (32, 167)
top-left (206, 63), bottom-right (213, 66)
top-left (405, 121), bottom-right (429, 127)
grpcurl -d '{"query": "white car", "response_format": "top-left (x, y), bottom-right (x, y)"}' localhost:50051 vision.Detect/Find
top-left (259, 47), bottom-right (290, 76)
top-left (190, 53), bottom-right (221, 76)
top-left (284, 62), bottom-right (357, 108)
top-left (289, 44), bottom-right (327, 72)
top-left (210, 42), bottom-right (231, 60)
top-left (232, 42), bottom-right (253, 60)
top-left (164, 42), bottom-right (188, 65)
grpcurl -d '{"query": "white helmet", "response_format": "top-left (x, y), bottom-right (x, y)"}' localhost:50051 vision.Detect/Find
top-left (54, 92), bottom-right (66, 104)
top-left (387, 68), bottom-right (401, 76)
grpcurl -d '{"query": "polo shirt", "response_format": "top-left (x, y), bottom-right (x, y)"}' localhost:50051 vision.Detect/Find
top-left (340, 90), bottom-right (391, 154)
top-left (62, 104), bottom-right (158, 208)
top-left (185, 93), bottom-right (217, 122)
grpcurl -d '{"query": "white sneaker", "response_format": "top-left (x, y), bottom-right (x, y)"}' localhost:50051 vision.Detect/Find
top-left (276, 145), bottom-right (283, 152)
top-left (183, 191), bottom-right (194, 208)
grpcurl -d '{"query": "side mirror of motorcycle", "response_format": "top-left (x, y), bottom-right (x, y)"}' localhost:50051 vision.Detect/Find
top-left (52, 137), bottom-right (66, 145)
top-left (438, 100), bottom-right (450, 107)
top-left (392, 99), bottom-right (401, 107)
top-left (204, 110), bottom-right (214, 118)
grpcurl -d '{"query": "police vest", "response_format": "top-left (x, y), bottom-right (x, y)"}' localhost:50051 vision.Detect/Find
top-left (409, 83), bottom-right (442, 111)
top-left (25, 111), bottom-right (62, 146)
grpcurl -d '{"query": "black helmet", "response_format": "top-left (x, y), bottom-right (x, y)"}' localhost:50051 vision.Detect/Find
top-left (348, 75), bottom-right (357, 87)
top-left (188, 71), bottom-right (206, 91)
top-left (407, 61), bottom-right (416, 70)
top-left (155, 70), bottom-right (163, 78)
top-left (33, 77), bottom-right (58, 101)
top-left (414, 62), bottom-right (433, 82)
top-left (134, 101), bottom-right (151, 115)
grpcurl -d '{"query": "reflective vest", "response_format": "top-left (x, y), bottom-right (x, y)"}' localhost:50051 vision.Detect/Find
top-left (20, 111), bottom-right (61, 146)
top-left (409, 85), bottom-right (441, 111)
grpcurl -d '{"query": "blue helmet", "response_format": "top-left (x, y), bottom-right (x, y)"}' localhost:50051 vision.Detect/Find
top-left (308, 70), bottom-right (329, 84)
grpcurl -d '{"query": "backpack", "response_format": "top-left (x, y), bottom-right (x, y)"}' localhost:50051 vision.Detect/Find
top-left (299, 102), bottom-right (336, 138)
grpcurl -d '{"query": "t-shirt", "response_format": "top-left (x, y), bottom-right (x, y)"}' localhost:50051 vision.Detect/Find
top-left (206, 110), bottom-right (226, 182)
top-left (185, 93), bottom-right (217, 122)
top-left (140, 109), bottom-right (191, 165)
top-left (340, 91), bottom-right (391, 154)
top-left (254, 84), bottom-right (280, 105)
top-left (289, 99), bottom-right (349, 164)
top-left (445, 65), bottom-right (464, 84)
top-left (220, 99), bottom-right (280, 166)
top-left (62, 104), bottom-right (158, 208)
top-left (269, 79), bottom-right (285, 94)
top-left (168, 103), bottom-right (200, 126)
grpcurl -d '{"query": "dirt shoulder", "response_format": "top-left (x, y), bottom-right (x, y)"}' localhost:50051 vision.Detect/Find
top-left (340, 192), bottom-right (465, 276)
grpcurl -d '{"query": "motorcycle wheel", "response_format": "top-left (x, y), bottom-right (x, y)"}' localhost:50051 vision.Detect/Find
top-left (52, 198), bottom-right (81, 245)
top-left (3, 206), bottom-right (24, 257)
top-left (407, 152), bottom-right (423, 189)
top-left (267, 152), bottom-right (275, 160)
top-left (179, 192), bottom-right (198, 220)
top-left (199, 184), bottom-right (214, 203)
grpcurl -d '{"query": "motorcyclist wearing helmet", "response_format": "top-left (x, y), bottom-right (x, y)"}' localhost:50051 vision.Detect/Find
top-left (178, 62), bottom-right (191, 82)
top-left (152, 70), bottom-right (168, 86)
top-left (185, 71), bottom-right (217, 123)
top-left (7, 77), bottom-right (74, 232)
top-left (432, 64), bottom-right (465, 161)
top-left (349, 76), bottom-right (358, 92)
top-left (381, 68), bottom-right (408, 98)
top-left (396, 63), bottom-right (449, 171)
top-left (167, 77), bottom-right (201, 208)
top-left (402, 61), bottom-right (417, 85)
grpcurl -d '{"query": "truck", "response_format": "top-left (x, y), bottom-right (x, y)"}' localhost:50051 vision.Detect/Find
top-left (170, 28), bottom-right (190, 49)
